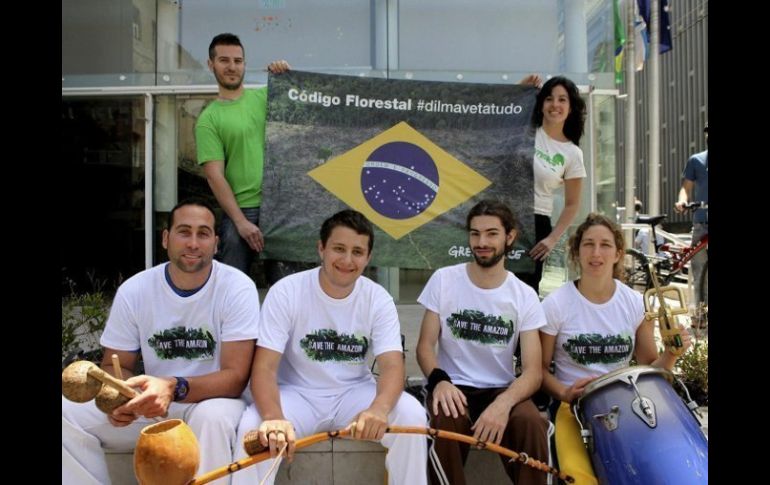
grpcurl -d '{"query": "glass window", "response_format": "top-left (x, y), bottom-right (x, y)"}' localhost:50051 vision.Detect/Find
top-left (62, 0), bottom-right (620, 298)
top-left (64, 0), bottom-right (616, 89)
top-left (399, 0), bottom-right (560, 74)
top-left (62, 0), bottom-right (157, 87)
top-left (159, 0), bottom-right (375, 86)
top-left (152, 94), bottom-right (220, 264)
top-left (593, 93), bottom-right (618, 217)
top-left (61, 97), bottom-right (146, 293)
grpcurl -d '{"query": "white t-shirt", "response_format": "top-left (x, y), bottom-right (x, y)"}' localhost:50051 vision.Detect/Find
top-left (258, 267), bottom-right (403, 394)
top-left (101, 261), bottom-right (260, 377)
top-left (533, 126), bottom-right (586, 216)
top-left (540, 280), bottom-right (644, 387)
top-left (634, 227), bottom-right (667, 258)
top-left (417, 263), bottom-right (546, 388)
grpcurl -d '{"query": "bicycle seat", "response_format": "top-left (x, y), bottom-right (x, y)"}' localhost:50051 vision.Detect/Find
top-left (636, 214), bottom-right (667, 225)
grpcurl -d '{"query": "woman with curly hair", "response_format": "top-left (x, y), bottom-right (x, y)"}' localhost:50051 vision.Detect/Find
top-left (539, 213), bottom-right (691, 484)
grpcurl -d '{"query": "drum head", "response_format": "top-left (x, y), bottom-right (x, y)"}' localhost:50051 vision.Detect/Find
top-left (582, 365), bottom-right (674, 397)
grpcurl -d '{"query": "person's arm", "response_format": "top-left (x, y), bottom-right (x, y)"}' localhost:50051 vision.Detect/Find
top-left (634, 317), bottom-right (692, 370)
top-left (251, 346), bottom-right (298, 460)
top-left (471, 330), bottom-right (542, 445)
top-left (633, 317), bottom-right (659, 365)
top-left (518, 74), bottom-right (543, 88)
top-left (252, 346), bottom-right (285, 422)
top-left (100, 348), bottom-right (138, 380)
top-left (416, 309), bottom-right (468, 418)
top-left (202, 161), bottom-right (263, 252)
top-left (675, 179), bottom-right (695, 213)
top-left (415, 310), bottom-right (441, 376)
top-left (539, 332), bottom-right (566, 400)
top-left (539, 332), bottom-right (596, 404)
top-left (353, 350), bottom-right (404, 441)
top-left (120, 340), bottom-right (255, 419)
top-left (267, 60), bottom-right (291, 74)
top-left (531, 177), bottom-right (582, 261)
top-left (550, 177), bottom-right (583, 242)
top-left (183, 339), bottom-right (255, 400)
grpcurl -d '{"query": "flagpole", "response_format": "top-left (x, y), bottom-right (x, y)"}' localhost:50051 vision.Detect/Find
top-left (624, 0), bottom-right (637, 247)
top-left (648, 0), bottom-right (661, 215)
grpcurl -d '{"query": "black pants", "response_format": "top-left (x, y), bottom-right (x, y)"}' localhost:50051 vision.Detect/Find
top-left (514, 214), bottom-right (552, 295)
top-left (427, 387), bottom-right (549, 485)
top-left (513, 214), bottom-right (552, 412)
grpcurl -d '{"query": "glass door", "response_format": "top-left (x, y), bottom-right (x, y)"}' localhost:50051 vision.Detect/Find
top-left (61, 97), bottom-right (146, 295)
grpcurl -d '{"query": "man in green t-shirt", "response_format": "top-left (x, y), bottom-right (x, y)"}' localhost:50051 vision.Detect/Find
top-left (195, 33), bottom-right (289, 276)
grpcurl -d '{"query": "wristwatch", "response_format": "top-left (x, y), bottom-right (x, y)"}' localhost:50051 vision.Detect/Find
top-left (173, 376), bottom-right (189, 402)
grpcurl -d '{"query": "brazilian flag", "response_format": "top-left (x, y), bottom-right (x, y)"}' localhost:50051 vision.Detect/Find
top-left (260, 71), bottom-right (537, 271)
top-left (309, 122), bottom-right (490, 240)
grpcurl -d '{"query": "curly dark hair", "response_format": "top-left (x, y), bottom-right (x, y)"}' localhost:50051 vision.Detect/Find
top-left (531, 76), bottom-right (586, 145)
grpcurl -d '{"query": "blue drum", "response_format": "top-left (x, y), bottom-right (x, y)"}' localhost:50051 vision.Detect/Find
top-left (574, 366), bottom-right (708, 484)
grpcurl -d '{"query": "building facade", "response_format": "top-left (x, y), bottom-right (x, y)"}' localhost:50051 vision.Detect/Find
top-left (63, 0), bottom-right (704, 299)
top-left (615, 0), bottom-right (708, 230)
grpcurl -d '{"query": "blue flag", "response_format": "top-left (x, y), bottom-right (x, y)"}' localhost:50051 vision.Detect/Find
top-left (636, 0), bottom-right (673, 54)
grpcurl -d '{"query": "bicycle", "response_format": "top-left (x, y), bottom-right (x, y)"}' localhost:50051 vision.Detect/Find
top-left (624, 202), bottom-right (708, 326)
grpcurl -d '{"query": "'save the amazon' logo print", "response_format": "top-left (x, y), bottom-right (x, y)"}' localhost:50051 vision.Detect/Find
top-left (446, 309), bottom-right (514, 346)
top-left (562, 333), bottom-right (633, 365)
top-left (300, 329), bottom-right (369, 363)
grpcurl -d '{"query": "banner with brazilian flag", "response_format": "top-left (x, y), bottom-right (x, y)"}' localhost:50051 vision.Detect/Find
top-left (260, 70), bottom-right (537, 271)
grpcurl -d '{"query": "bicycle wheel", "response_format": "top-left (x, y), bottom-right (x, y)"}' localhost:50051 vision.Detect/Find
top-left (624, 249), bottom-right (652, 290)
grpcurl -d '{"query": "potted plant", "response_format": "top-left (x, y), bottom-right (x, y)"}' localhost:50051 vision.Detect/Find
top-left (674, 341), bottom-right (708, 406)
top-left (62, 291), bottom-right (111, 367)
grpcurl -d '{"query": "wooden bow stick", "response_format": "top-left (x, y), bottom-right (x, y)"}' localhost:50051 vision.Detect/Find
top-left (188, 425), bottom-right (574, 484)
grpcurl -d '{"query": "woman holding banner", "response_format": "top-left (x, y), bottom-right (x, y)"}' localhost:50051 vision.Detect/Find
top-left (516, 76), bottom-right (586, 295)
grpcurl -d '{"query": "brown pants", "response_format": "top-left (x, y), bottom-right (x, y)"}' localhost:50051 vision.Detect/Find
top-left (427, 385), bottom-right (548, 485)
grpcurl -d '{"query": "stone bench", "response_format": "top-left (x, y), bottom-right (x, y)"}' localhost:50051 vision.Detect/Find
top-left (107, 438), bottom-right (510, 484)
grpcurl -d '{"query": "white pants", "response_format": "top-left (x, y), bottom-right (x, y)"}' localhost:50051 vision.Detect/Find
top-left (232, 382), bottom-right (428, 485)
top-left (62, 395), bottom-right (245, 485)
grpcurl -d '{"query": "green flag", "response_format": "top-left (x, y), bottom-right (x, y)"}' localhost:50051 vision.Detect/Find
top-left (614, 0), bottom-right (626, 85)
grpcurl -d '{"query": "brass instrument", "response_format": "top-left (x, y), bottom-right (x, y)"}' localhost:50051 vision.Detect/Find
top-left (643, 262), bottom-right (688, 356)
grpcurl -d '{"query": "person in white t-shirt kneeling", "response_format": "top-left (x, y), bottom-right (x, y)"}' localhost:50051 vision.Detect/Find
top-left (416, 199), bottom-right (549, 485)
top-left (62, 198), bottom-right (261, 485)
top-left (233, 209), bottom-right (428, 485)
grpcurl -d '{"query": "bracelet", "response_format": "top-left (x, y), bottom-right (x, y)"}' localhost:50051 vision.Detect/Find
top-left (426, 368), bottom-right (452, 394)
